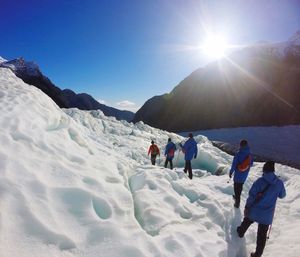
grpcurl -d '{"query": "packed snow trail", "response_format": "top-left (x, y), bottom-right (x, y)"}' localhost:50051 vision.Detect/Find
top-left (0, 67), bottom-right (299, 257)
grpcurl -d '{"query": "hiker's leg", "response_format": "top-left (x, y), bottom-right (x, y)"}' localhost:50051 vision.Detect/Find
top-left (164, 158), bottom-right (168, 168)
top-left (234, 182), bottom-right (243, 207)
top-left (237, 217), bottom-right (254, 237)
top-left (184, 161), bottom-right (187, 173)
top-left (170, 159), bottom-right (173, 170)
top-left (151, 154), bottom-right (156, 165)
top-left (254, 224), bottom-right (269, 257)
top-left (187, 160), bottom-right (192, 179)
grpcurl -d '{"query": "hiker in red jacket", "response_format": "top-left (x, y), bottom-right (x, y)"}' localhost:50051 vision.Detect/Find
top-left (148, 140), bottom-right (160, 165)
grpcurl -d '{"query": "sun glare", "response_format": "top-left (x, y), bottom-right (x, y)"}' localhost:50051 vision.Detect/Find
top-left (201, 34), bottom-right (229, 59)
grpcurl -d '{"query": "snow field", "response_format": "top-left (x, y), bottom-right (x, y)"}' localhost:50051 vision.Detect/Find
top-left (0, 67), bottom-right (299, 257)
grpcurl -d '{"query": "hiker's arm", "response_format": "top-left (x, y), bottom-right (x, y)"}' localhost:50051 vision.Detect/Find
top-left (194, 144), bottom-right (198, 158)
top-left (245, 181), bottom-right (260, 208)
top-left (229, 154), bottom-right (238, 177)
top-left (164, 145), bottom-right (168, 156)
top-left (279, 181), bottom-right (286, 199)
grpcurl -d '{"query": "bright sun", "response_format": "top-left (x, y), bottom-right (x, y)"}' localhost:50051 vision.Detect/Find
top-left (201, 34), bottom-right (229, 59)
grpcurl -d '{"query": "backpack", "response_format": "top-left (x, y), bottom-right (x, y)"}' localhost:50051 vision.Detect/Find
top-left (237, 155), bottom-right (251, 172)
top-left (168, 147), bottom-right (175, 157)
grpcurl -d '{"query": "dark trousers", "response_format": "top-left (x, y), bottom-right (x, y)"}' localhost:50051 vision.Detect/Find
top-left (184, 160), bottom-right (193, 179)
top-left (164, 158), bottom-right (173, 169)
top-left (151, 154), bottom-right (157, 165)
top-left (238, 217), bottom-right (269, 257)
top-left (234, 182), bottom-right (244, 207)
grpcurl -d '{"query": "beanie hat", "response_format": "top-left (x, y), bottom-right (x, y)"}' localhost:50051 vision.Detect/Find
top-left (263, 161), bottom-right (275, 173)
top-left (151, 140), bottom-right (154, 144)
top-left (188, 133), bottom-right (193, 138)
top-left (168, 138), bottom-right (171, 142)
top-left (240, 139), bottom-right (248, 148)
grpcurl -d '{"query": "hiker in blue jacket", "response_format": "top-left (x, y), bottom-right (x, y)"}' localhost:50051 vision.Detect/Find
top-left (179, 133), bottom-right (198, 179)
top-left (229, 139), bottom-right (253, 208)
top-left (237, 161), bottom-right (286, 257)
top-left (164, 138), bottom-right (177, 170)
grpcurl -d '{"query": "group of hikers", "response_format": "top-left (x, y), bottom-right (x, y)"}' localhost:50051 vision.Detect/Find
top-left (148, 135), bottom-right (286, 257)
top-left (148, 132), bottom-right (197, 179)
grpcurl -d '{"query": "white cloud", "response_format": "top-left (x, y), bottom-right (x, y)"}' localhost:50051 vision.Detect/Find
top-left (116, 100), bottom-right (136, 108)
top-left (115, 100), bottom-right (140, 112)
top-left (97, 99), bottom-right (107, 105)
top-left (97, 99), bottom-right (140, 113)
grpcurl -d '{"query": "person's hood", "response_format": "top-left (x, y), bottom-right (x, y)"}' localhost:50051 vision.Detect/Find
top-left (239, 145), bottom-right (250, 153)
top-left (188, 138), bottom-right (196, 143)
top-left (238, 145), bottom-right (250, 158)
top-left (263, 172), bottom-right (278, 185)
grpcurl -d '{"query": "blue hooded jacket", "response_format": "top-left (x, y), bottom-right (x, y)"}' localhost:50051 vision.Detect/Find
top-left (246, 171), bottom-right (286, 225)
top-left (230, 146), bottom-right (253, 183)
top-left (181, 138), bottom-right (198, 161)
top-left (164, 142), bottom-right (177, 160)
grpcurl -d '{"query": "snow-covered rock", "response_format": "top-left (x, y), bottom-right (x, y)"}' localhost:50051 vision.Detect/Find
top-left (0, 56), bottom-right (7, 63)
top-left (288, 30), bottom-right (300, 46)
top-left (0, 57), bottom-right (41, 76)
top-left (0, 67), bottom-right (299, 257)
top-left (255, 30), bottom-right (300, 58)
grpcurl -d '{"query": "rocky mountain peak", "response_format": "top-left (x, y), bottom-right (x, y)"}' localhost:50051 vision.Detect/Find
top-left (288, 30), bottom-right (300, 45)
top-left (0, 57), bottom-right (41, 77)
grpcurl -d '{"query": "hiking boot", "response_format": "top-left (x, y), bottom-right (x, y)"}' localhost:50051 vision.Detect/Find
top-left (183, 169), bottom-right (187, 174)
top-left (234, 202), bottom-right (240, 208)
top-left (236, 226), bottom-right (243, 238)
top-left (250, 252), bottom-right (261, 257)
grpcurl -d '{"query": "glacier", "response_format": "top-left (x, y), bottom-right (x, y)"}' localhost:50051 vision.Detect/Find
top-left (0, 67), bottom-right (299, 257)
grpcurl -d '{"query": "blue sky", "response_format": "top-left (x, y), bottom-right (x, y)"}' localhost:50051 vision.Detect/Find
top-left (1, 0), bottom-right (300, 112)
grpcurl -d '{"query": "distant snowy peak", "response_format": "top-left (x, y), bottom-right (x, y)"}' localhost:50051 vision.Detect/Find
top-left (0, 56), bottom-right (134, 121)
top-left (0, 56), bottom-right (7, 63)
top-left (288, 30), bottom-right (300, 45)
top-left (266, 30), bottom-right (300, 57)
top-left (0, 57), bottom-right (41, 76)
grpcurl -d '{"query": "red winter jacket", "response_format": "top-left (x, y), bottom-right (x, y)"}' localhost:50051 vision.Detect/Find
top-left (148, 144), bottom-right (160, 156)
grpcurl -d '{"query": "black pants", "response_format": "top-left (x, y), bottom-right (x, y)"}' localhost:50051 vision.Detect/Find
top-left (234, 182), bottom-right (244, 207)
top-left (237, 217), bottom-right (269, 257)
top-left (164, 158), bottom-right (173, 169)
top-left (184, 160), bottom-right (193, 179)
top-left (151, 154), bottom-right (157, 165)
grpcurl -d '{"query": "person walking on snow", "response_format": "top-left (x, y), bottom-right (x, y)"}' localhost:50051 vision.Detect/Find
top-left (229, 139), bottom-right (253, 208)
top-left (148, 140), bottom-right (160, 165)
top-left (179, 133), bottom-right (197, 179)
top-left (236, 161), bottom-right (286, 257)
top-left (164, 138), bottom-right (177, 170)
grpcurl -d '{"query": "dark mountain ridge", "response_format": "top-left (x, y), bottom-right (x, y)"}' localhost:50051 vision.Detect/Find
top-left (0, 58), bottom-right (134, 122)
top-left (133, 32), bottom-right (300, 132)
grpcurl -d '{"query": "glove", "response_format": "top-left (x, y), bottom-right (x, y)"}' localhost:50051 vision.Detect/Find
top-left (194, 155), bottom-right (197, 159)
top-left (229, 173), bottom-right (232, 178)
